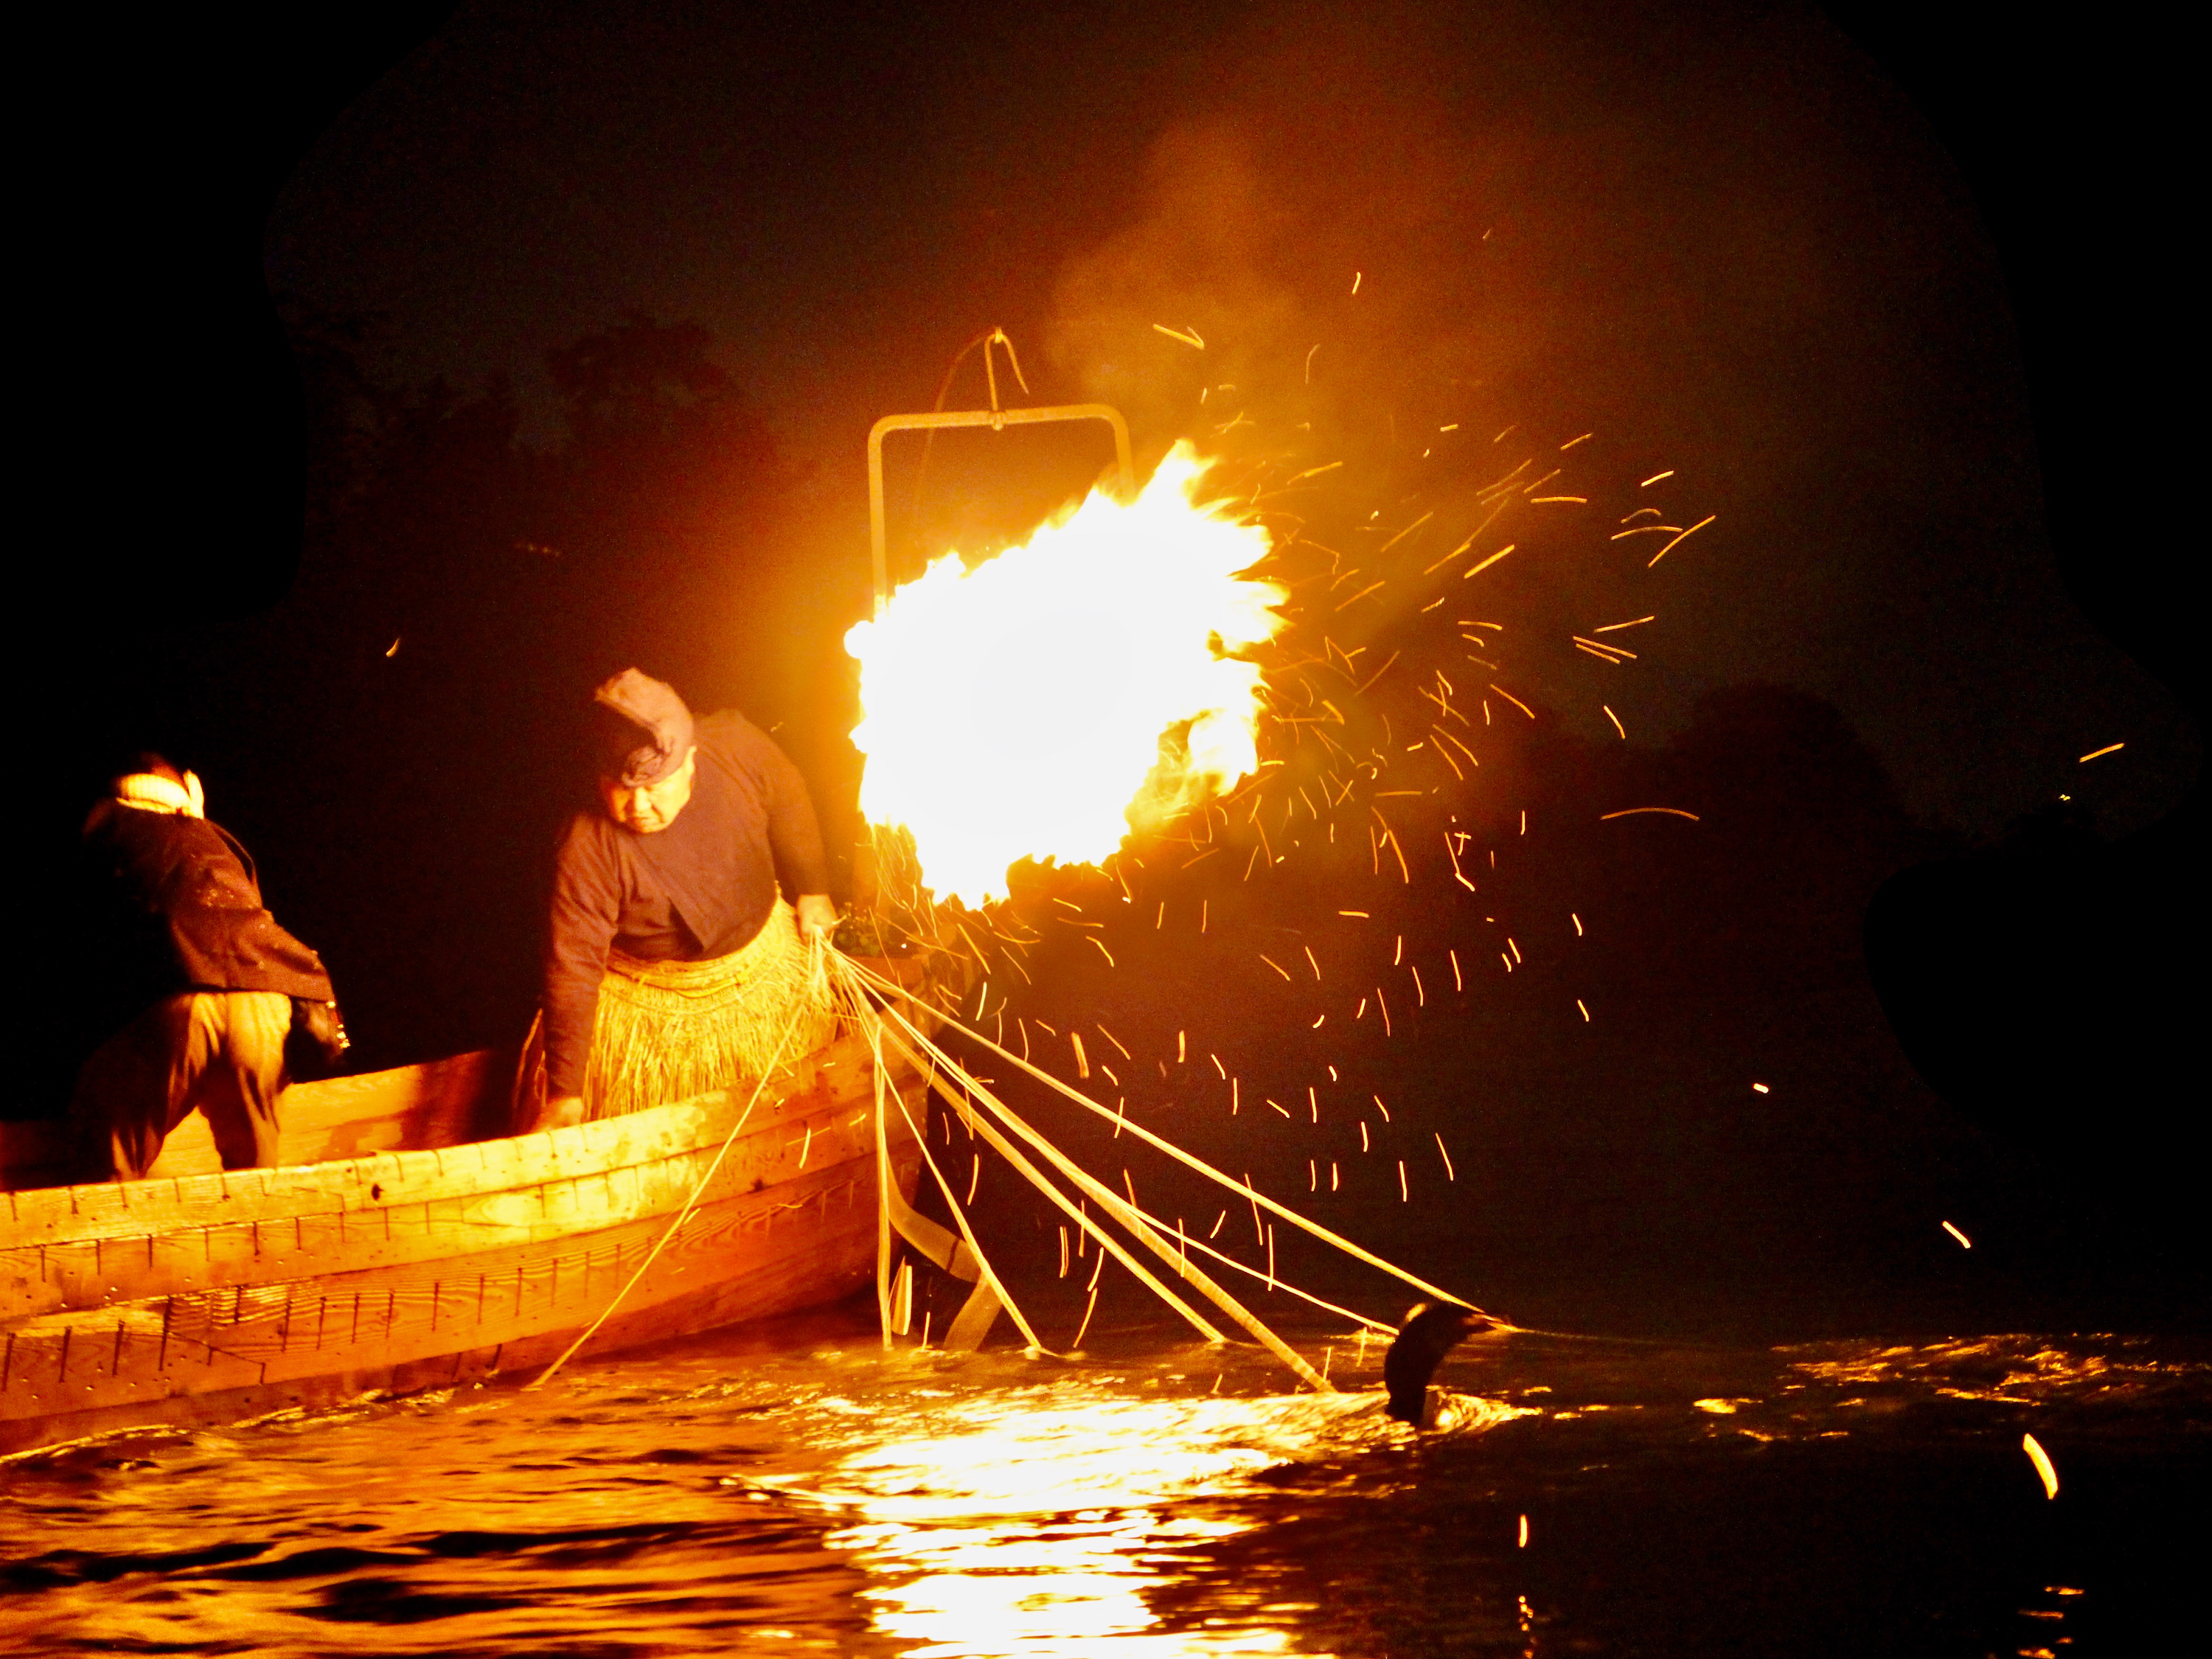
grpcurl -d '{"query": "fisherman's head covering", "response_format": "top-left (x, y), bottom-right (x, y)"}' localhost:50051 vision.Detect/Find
top-left (591, 669), bottom-right (695, 787)
top-left (111, 753), bottom-right (204, 818)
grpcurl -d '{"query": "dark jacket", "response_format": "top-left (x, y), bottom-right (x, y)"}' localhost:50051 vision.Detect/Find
top-left (542, 710), bottom-right (830, 1094)
top-left (80, 802), bottom-right (336, 1044)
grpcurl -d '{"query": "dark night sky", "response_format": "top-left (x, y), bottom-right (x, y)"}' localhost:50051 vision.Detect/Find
top-left (261, 0), bottom-right (2195, 838)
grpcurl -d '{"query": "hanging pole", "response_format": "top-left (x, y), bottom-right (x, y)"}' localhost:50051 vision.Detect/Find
top-left (868, 403), bottom-right (1135, 617)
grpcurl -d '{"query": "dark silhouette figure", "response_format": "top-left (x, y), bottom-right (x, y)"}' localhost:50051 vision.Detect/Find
top-left (1384, 1301), bottom-right (1492, 1426)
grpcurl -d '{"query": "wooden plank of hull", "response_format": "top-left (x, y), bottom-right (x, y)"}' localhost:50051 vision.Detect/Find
top-left (1, 1141), bottom-right (922, 1455)
top-left (1, 1060), bottom-right (914, 1321)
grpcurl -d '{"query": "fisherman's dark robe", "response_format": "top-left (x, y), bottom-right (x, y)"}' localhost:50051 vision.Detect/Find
top-left (77, 801), bottom-right (335, 1046)
top-left (542, 711), bottom-right (830, 1096)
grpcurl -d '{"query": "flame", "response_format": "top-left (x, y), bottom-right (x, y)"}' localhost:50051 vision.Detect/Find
top-left (846, 441), bottom-right (1285, 904)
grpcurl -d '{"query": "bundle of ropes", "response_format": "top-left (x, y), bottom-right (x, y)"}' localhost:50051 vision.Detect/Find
top-left (529, 926), bottom-right (1493, 1391)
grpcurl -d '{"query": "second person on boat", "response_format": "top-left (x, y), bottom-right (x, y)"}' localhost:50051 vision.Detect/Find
top-left (530, 668), bottom-right (840, 1130)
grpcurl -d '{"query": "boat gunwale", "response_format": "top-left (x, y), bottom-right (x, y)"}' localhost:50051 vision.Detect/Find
top-left (4, 1020), bottom-right (919, 1251)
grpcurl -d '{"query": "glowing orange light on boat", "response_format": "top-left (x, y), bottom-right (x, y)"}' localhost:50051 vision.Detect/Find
top-left (846, 441), bottom-right (1284, 903)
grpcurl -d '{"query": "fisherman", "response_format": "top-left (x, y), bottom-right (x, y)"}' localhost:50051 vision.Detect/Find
top-left (533, 669), bottom-right (840, 1129)
top-left (66, 755), bottom-right (347, 1180)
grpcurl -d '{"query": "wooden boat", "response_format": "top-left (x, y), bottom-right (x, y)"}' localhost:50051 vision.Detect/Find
top-left (0, 958), bottom-right (934, 1456)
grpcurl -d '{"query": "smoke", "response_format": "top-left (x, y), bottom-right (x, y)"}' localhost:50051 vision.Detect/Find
top-left (1041, 4), bottom-right (1520, 460)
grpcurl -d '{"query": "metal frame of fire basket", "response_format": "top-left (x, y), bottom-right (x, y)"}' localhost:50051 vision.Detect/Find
top-left (868, 403), bottom-right (1134, 616)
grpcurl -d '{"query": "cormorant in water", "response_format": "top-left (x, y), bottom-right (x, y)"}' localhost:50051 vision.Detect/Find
top-left (1384, 1301), bottom-right (1492, 1425)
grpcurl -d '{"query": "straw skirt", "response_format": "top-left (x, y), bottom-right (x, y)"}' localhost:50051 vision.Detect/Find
top-left (579, 900), bottom-right (839, 1121)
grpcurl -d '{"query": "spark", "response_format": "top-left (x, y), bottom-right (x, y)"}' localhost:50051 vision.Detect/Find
top-left (2023, 1433), bottom-right (2059, 1500)
top-left (1433, 728), bottom-right (1481, 773)
top-left (1489, 684), bottom-right (1536, 720)
top-left (1752, 1082), bottom-right (1770, 1094)
top-left (1601, 807), bottom-right (1701, 821)
top-left (1560, 433), bottom-right (1593, 450)
top-left (1648, 513), bottom-right (1717, 566)
top-left (1178, 1030), bottom-right (1187, 1063)
top-left (2079, 742), bottom-right (2125, 762)
top-left (1335, 579), bottom-right (1386, 612)
top-left (1463, 544), bottom-right (1515, 578)
top-left (1377, 510), bottom-right (1435, 554)
top-left (1576, 999), bottom-right (1590, 1021)
top-left (1269, 1099), bottom-right (1291, 1118)
top-left (1260, 953), bottom-right (1293, 982)
top-left (1604, 706), bottom-right (1627, 739)
top-left (1339, 909), bottom-right (1370, 918)
top-left (1398, 1160), bottom-right (1409, 1201)
top-left (1305, 945), bottom-right (1322, 979)
top-left (1071, 1033), bottom-right (1090, 1078)
top-left (1641, 470), bottom-right (1676, 487)
top-left (1450, 950), bottom-right (1464, 990)
top-left (1411, 964), bottom-right (1425, 1006)
top-left (1372, 1094), bottom-right (1390, 1122)
top-left (1208, 1210), bottom-right (1226, 1238)
top-left (385, 639), bottom-right (400, 657)
top-left (1360, 1121), bottom-right (1370, 1151)
top-left (1530, 495), bottom-right (1588, 504)
top-left (1152, 322), bottom-right (1205, 349)
top-left (1304, 344), bottom-right (1320, 382)
top-left (1351, 271), bottom-right (1363, 294)
top-left (1434, 1133), bottom-right (1455, 1180)
top-left (1088, 936), bottom-right (1115, 966)
top-left (1356, 650), bottom-right (1402, 694)
top-left (1211, 1052), bottom-right (1226, 1078)
top-left (1518, 1514), bottom-right (1530, 1547)
top-left (1073, 1282), bottom-right (1101, 1350)
top-left (1942, 1220), bottom-right (1972, 1248)
top-left (1593, 616), bottom-right (1655, 632)
top-left (1575, 635), bottom-right (1637, 659)
top-left (1572, 914), bottom-right (1583, 935)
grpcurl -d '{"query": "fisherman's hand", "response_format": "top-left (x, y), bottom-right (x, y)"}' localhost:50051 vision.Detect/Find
top-left (795, 893), bottom-right (838, 941)
top-left (537, 1094), bottom-right (585, 1132)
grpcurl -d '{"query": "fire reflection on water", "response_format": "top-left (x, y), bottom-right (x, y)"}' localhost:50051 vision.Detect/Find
top-left (0, 1326), bottom-right (2186, 1656)
top-left (782, 1389), bottom-right (1522, 1655)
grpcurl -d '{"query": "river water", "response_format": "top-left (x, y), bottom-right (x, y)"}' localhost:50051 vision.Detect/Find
top-left (3, 1304), bottom-right (2199, 1656)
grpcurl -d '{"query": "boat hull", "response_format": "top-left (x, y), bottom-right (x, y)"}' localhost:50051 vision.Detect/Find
top-left (2, 1014), bottom-right (930, 1456)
